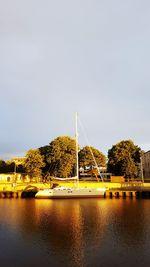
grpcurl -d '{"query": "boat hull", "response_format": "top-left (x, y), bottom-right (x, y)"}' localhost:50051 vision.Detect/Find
top-left (35, 187), bottom-right (106, 199)
top-left (35, 195), bottom-right (105, 199)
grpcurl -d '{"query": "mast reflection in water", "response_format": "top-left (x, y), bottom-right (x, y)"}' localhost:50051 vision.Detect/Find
top-left (0, 198), bottom-right (149, 267)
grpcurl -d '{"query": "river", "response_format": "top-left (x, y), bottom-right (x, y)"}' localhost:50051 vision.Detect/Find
top-left (0, 198), bottom-right (149, 267)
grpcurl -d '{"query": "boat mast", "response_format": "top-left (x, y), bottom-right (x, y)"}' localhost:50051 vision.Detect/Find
top-left (75, 112), bottom-right (79, 184)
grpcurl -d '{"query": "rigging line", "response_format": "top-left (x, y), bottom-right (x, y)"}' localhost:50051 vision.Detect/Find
top-left (78, 117), bottom-right (104, 183)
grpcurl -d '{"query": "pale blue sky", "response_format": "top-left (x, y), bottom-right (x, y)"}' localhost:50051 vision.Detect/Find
top-left (0, 0), bottom-right (150, 159)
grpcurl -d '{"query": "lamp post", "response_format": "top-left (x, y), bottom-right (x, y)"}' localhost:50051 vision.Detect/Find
top-left (13, 161), bottom-right (17, 183)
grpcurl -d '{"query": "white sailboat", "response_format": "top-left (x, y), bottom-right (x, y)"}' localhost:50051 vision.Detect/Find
top-left (35, 113), bottom-right (106, 199)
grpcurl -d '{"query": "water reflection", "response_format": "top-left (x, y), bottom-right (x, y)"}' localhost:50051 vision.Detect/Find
top-left (0, 199), bottom-right (149, 267)
top-left (31, 199), bottom-right (108, 267)
top-left (110, 199), bottom-right (149, 245)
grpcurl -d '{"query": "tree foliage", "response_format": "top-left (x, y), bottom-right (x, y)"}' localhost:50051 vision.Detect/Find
top-left (107, 140), bottom-right (141, 178)
top-left (0, 160), bottom-right (8, 173)
top-left (39, 145), bottom-right (51, 174)
top-left (23, 149), bottom-right (45, 180)
top-left (46, 136), bottom-right (77, 178)
top-left (79, 146), bottom-right (106, 169)
top-left (39, 138), bottom-right (106, 179)
top-left (0, 160), bottom-right (25, 173)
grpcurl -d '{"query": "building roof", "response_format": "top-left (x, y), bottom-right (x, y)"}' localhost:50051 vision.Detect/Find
top-left (144, 150), bottom-right (150, 154)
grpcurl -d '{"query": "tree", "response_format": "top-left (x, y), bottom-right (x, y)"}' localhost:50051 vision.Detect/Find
top-left (79, 146), bottom-right (106, 169)
top-left (107, 140), bottom-right (141, 178)
top-left (39, 145), bottom-right (51, 175)
top-left (0, 160), bottom-right (7, 173)
top-left (23, 149), bottom-right (45, 181)
top-left (5, 158), bottom-right (25, 174)
top-left (46, 136), bottom-right (76, 178)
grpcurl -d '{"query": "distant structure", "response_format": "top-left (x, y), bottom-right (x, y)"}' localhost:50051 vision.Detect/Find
top-left (110, 176), bottom-right (125, 183)
top-left (142, 151), bottom-right (150, 179)
top-left (0, 173), bottom-right (29, 182)
top-left (79, 167), bottom-right (111, 181)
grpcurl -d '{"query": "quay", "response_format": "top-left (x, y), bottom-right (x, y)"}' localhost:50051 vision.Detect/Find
top-left (0, 181), bottom-right (149, 198)
top-left (104, 181), bottom-right (150, 198)
top-left (105, 189), bottom-right (150, 198)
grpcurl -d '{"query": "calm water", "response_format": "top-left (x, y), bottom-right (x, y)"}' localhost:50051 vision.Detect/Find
top-left (0, 198), bottom-right (149, 267)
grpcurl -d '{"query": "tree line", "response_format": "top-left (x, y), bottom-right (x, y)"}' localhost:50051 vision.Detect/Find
top-left (0, 137), bottom-right (141, 180)
top-left (0, 160), bottom-right (24, 174)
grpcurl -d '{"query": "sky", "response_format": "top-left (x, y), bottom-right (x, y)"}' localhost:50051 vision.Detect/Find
top-left (0, 0), bottom-right (150, 159)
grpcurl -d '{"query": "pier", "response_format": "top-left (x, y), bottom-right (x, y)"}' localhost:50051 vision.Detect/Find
top-left (105, 189), bottom-right (150, 199)
top-left (104, 182), bottom-right (150, 198)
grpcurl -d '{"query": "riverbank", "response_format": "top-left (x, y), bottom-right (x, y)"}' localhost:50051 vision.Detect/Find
top-left (0, 181), bottom-right (149, 199)
top-left (0, 181), bottom-right (150, 192)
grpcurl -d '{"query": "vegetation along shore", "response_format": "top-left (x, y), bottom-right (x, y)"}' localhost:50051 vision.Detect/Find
top-left (0, 136), bottom-right (146, 184)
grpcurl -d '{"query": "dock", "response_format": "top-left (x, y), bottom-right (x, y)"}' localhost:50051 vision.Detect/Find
top-left (0, 182), bottom-right (149, 198)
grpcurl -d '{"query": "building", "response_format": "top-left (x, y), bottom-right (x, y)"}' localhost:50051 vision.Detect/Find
top-left (79, 167), bottom-right (111, 181)
top-left (110, 176), bottom-right (125, 183)
top-left (142, 150), bottom-right (150, 178)
top-left (0, 173), bottom-right (30, 182)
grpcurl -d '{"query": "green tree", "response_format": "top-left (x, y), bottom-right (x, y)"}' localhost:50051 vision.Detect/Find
top-left (39, 145), bottom-right (51, 175)
top-left (0, 160), bottom-right (7, 173)
top-left (5, 159), bottom-right (25, 174)
top-left (46, 136), bottom-right (76, 178)
top-left (23, 149), bottom-right (45, 181)
top-left (107, 140), bottom-right (141, 178)
top-left (79, 146), bottom-right (106, 169)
